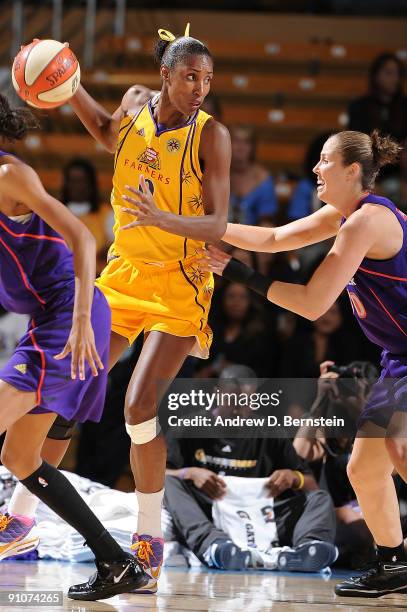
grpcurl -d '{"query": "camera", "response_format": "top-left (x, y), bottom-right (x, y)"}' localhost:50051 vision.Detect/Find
top-left (327, 364), bottom-right (363, 378)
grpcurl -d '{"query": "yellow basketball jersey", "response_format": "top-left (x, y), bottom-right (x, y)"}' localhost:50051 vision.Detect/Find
top-left (110, 100), bottom-right (212, 265)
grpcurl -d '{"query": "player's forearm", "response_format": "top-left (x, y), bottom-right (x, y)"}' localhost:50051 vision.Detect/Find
top-left (157, 211), bottom-right (227, 243)
top-left (222, 223), bottom-right (276, 252)
top-left (267, 281), bottom-right (323, 320)
top-left (71, 226), bottom-right (97, 319)
top-left (70, 85), bottom-right (116, 152)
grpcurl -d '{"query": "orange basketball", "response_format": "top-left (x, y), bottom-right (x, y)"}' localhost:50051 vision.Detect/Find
top-left (12, 39), bottom-right (80, 109)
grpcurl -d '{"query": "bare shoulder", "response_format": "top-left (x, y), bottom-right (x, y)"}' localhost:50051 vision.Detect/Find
top-left (0, 161), bottom-right (42, 198)
top-left (121, 84), bottom-right (156, 115)
top-left (0, 159), bottom-right (34, 183)
top-left (341, 205), bottom-right (382, 235)
top-left (201, 118), bottom-right (230, 141)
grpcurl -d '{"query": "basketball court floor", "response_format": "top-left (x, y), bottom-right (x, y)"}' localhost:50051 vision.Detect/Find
top-left (1, 561), bottom-right (406, 611)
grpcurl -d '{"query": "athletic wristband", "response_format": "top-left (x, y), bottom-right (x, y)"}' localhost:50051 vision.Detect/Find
top-left (178, 467), bottom-right (189, 480)
top-left (292, 470), bottom-right (305, 490)
top-left (223, 257), bottom-right (273, 297)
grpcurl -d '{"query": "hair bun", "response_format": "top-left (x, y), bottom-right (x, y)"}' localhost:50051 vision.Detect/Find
top-left (370, 129), bottom-right (402, 168)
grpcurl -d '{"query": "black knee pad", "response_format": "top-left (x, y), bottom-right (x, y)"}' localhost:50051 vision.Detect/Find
top-left (47, 416), bottom-right (77, 440)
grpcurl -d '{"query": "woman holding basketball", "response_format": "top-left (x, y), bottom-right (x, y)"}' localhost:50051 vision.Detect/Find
top-left (0, 94), bottom-right (148, 600)
top-left (42, 25), bottom-right (231, 591)
top-left (202, 130), bottom-right (407, 598)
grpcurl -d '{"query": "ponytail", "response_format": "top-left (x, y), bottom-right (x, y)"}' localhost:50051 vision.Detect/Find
top-left (0, 94), bottom-right (39, 141)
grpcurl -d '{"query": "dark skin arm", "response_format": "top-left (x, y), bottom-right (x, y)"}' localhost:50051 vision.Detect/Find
top-left (121, 119), bottom-right (231, 243)
top-left (0, 162), bottom-right (103, 380)
top-left (166, 466), bottom-right (227, 500)
top-left (69, 83), bottom-right (155, 153)
top-left (265, 469), bottom-right (319, 497)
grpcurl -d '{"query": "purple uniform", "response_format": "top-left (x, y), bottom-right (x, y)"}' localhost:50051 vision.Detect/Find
top-left (345, 193), bottom-right (407, 428)
top-left (0, 152), bottom-right (111, 422)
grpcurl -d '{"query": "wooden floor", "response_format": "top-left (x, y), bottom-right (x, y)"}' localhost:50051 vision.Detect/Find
top-left (0, 561), bottom-right (406, 611)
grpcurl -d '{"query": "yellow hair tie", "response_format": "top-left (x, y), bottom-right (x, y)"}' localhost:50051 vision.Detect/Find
top-left (157, 22), bottom-right (190, 42)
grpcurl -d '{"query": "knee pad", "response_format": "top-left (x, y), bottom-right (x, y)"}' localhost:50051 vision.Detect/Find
top-left (47, 416), bottom-right (77, 440)
top-left (125, 417), bottom-right (161, 445)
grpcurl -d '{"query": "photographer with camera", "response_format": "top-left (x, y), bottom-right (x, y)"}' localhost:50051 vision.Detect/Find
top-left (294, 360), bottom-right (378, 568)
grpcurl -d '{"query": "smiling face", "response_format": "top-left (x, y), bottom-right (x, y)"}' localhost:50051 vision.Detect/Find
top-left (313, 135), bottom-right (361, 205)
top-left (161, 54), bottom-right (213, 116)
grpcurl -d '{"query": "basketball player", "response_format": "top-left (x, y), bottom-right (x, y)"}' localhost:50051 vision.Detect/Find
top-left (0, 94), bottom-right (147, 599)
top-left (202, 130), bottom-right (407, 598)
top-left (5, 25), bottom-right (230, 592)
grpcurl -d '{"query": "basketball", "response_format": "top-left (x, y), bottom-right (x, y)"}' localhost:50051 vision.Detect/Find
top-left (11, 39), bottom-right (80, 109)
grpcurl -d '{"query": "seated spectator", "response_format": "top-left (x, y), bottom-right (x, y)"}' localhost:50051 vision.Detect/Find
top-left (279, 300), bottom-right (362, 379)
top-left (294, 360), bottom-right (380, 568)
top-left (195, 282), bottom-right (277, 378)
top-left (279, 299), bottom-right (368, 413)
top-left (287, 133), bottom-right (329, 221)
top-left (61, 158), bottom-right (113, 273)
top-left (164, 365), bottom-right (337, 572)
top-left (347, 53), bottom-right (407, 205)
top-left (201, 92), bottom-right (222, 122)
top-left (229, 126), bottom-right (278, 224)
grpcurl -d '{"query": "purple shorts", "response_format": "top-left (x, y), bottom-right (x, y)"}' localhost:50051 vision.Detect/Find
top-left (0, 288), bottom-right (111, 423)
top-left (358, 350), bottom-right (407, 429)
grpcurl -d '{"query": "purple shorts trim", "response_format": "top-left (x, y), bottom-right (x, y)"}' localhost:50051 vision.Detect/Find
top-left (0, 288), bottom-right (111, 423)
top-left (358, 350), bottom-right (407, 429)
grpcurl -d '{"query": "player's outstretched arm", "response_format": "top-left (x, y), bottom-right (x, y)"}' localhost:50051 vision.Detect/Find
top-left (222, 204), bottom-right (342, 253)
top-left (0, 162), bottom-right (103, 380)
top-left (204, 209), bottom-right (380, 320)
top-left (69, 84), bottom-right (153, 153)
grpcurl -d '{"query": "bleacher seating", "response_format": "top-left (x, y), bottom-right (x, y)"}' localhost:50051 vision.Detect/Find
top-left (2, 7), bottom-right (405, 202)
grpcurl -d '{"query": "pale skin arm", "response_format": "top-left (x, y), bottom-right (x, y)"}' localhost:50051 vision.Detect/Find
top-left (222, 204), bottom-right (342, 253)
top-left (0, 163), bottom-right (103, 380)
top-left (121, 120), bottom-right (231, 242)
top-left (206, 207), bottom-right (384, 320)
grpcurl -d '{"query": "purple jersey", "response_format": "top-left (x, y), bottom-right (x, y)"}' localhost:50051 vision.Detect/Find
top-left (345, 193), bottom-right (407, 356)
top-left (0, 208), bottom-right (75, 315)
top-left (0, 151), bottom-right (111, 422)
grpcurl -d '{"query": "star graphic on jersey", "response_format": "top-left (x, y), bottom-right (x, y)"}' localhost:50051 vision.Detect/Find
top-left (188, 265), bottom-right (205, 284)
top-left (203, 283), bottom-right (213, 296)
top-left (182, 170), bottom-right (192, 184)
top-left (188, 194), bottom-right (203, 211)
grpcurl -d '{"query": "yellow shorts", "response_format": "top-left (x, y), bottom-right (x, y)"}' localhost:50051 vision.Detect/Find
top-left (95, 254), bottom-right (213, 359)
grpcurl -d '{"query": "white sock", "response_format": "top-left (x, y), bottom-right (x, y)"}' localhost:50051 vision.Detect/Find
top-left (135, 488), bottom-right (164, 539)
top-left (8, 483), bottom-right (39, 518)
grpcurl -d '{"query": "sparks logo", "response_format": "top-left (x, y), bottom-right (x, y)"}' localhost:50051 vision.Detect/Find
top-left (38, 477), bottom-right (48, 487)
top-left (348, 277), bottom-right (356, 286)
top-left (13, 364), bottom-right (27, 374)
top-left (136, 128), bottom-right (145, 137)
top-left (138, 147), bottom-right (160, 170)
top-left (167, 137), bottom-right (181, 153)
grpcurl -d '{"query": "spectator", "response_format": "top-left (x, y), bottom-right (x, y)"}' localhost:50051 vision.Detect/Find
top-left (279, 300), bottom-right (361, 380)
top-left (294, 360), bottom-right (380, 568)
top-left (195, 282), bottom-right (276, 377)
top-left (61, 158), bottom-right (113, 273)
top-left (287, 133), bottom-right (330, 221)
top-left (201, 92), bottom-right (222, 122)
top-left (229, 126), bottom-right (278, 224)
top-left (164, 364), bottom-right (337, 572)
top-left (347, 53), bottom-right (407, 204)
